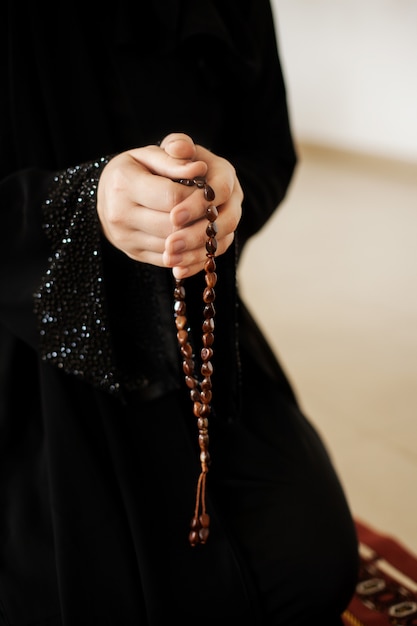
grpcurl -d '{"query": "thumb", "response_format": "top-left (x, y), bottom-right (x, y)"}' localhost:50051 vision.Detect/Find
top-left (160, 132), bottom-right (197, 161)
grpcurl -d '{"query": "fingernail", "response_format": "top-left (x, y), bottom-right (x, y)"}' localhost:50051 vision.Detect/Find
top-left (169, 254), bottom-right (183, 266)
top-left (174, 209), bottom-right (190, 226)
top-left (172, 239), bottom-right (186, 253)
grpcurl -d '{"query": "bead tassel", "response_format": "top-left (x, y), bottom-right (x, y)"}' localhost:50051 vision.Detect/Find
top-left (173, 177), bottom-right (218, 547)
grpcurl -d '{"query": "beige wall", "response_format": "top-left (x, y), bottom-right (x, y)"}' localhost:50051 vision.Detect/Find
top-left (272, 0), bottom-right (417, 164)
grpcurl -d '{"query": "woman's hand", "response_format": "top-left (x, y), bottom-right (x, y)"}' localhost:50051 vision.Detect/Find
top-left (97, 133), bottom-right (243, 278)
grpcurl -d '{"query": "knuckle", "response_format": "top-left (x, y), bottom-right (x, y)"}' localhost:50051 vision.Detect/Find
top-left (216, 178), bottom-right (233, 202)
top-left (106, 204), bottom-right (124, 227)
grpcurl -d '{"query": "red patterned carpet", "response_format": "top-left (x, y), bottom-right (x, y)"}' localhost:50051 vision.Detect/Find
top-left (343, 520), bottom-right (417, 626)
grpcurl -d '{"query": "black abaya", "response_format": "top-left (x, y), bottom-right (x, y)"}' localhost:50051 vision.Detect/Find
top-left (0, 2), bottom-right (359, 624)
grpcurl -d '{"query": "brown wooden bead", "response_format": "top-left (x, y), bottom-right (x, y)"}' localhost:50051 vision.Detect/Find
top-left (175, 315), bottom-right (187, 329)
top-left (200, 450), bottom-right (210, 464)
top-left (204, 256), bottom-right (216, 272)
top-left (199, 403), bottom-right (211, 417)
top-left (203, 287), bottom-right (215, 303)
top-left (201, 361), bottom-right (213, 377)
top-left (189, 530), bottom-right (199, 547)
top-left (204, 183), bottom-right (216, 202)
top-left (193, 176), bottom-right (206, 188)
top-left (185, 376), bottom-right (198, 389)
top-left (174, 284), bottom-right (186, 299)
top-left (200, 389), bottom-right (212, 404)
top-left (193, 402), bottom-right (202, 417)
top-left (200, 347), bottom-right (213, 361)
top-left (202, 318), bottom-right (214, 333)
top-left (197, 417), bottom-right (209, 429)
top-left (204, 185), bottom-right (215, 202)
top-left (202, 332), bottom-right (214, 347)
top-left (200, 378), bottom-right (212, 391)
top-left (206, 238), bottom-right (217, 255)
top-left (199, 527), bottom-right (210, 544)
top-left (175, 178), bottom-right (194, 186)
top-left (190, 389), bottom-right (201, 402)
top-left (182, 358), bottom-right (194, 375)
top-left (199, 433), bottom-right (209, 447)
top-left (206, 222), bottom-right (218, 237)
top-left (199, 513), bottom-right (210, 528)
top-left (203, 303), bottom-right (215, 319)
top-left (180, 343), bottom-right (192, 358)
top-left (206, 205), bottom-right (218, 221)
top-left (176, 329), bottom-right (188, 344)
top-left (174, 300), bottom-right (186, 315)
top-left (205, 272), bottom-right (217, 287)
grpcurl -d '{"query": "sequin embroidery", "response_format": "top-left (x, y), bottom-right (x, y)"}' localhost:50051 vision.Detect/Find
top-left (34, 158), bottom-right (121, 395)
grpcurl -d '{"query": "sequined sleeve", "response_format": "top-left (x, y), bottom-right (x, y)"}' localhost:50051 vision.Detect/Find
top-left (33, 157), bottom-right (122, 395)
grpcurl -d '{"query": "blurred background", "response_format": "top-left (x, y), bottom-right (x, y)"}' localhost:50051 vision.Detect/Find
top-left (238, 0), bottom-right (417, 553)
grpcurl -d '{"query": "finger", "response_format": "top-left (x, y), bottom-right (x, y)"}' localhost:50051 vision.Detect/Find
top-left (168, 149), bottom-right (240, 232)
top-left (169, 232), bottom-right (236, 280)
top-left (104, 202), bottom-right (174, 240)
top-left (128, 146), bottom-right (208, 182)
top-left (163, 215), bottom-right (236, 273)
top-left (104, 157), bottom-right (197, 215)
top-left (159, 133), bottom-right (197, 161)
top-left (169, 185), bottom-right (211, 229)
top-left (106, 210), bottom-right (168, 254)
top-left (169, 170), bottom-right (224, 229)
top-left (194, 145), bottom-right (239, 206)
top-left (170, 174), bottom-right (242, 240)
top-left (129, 249), bottom-right (167, 268)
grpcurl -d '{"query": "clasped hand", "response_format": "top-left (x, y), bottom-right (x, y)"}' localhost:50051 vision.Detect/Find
top-left (97, 133), bottom-right (243, 279)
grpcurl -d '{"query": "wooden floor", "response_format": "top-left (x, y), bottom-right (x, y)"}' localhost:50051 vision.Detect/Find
top-left (238, 143), bottom-right (417, 554)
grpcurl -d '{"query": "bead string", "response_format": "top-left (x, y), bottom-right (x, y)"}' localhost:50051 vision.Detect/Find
top-left (173, 176), bottom-right (218, 547)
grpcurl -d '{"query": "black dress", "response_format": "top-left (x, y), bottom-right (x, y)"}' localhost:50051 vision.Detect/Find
top-left (0, 2), bottom-right (359, 624)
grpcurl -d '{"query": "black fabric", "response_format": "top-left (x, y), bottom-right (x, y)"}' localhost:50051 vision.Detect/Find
top-left (0, 1), bottom-right (359, 624)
